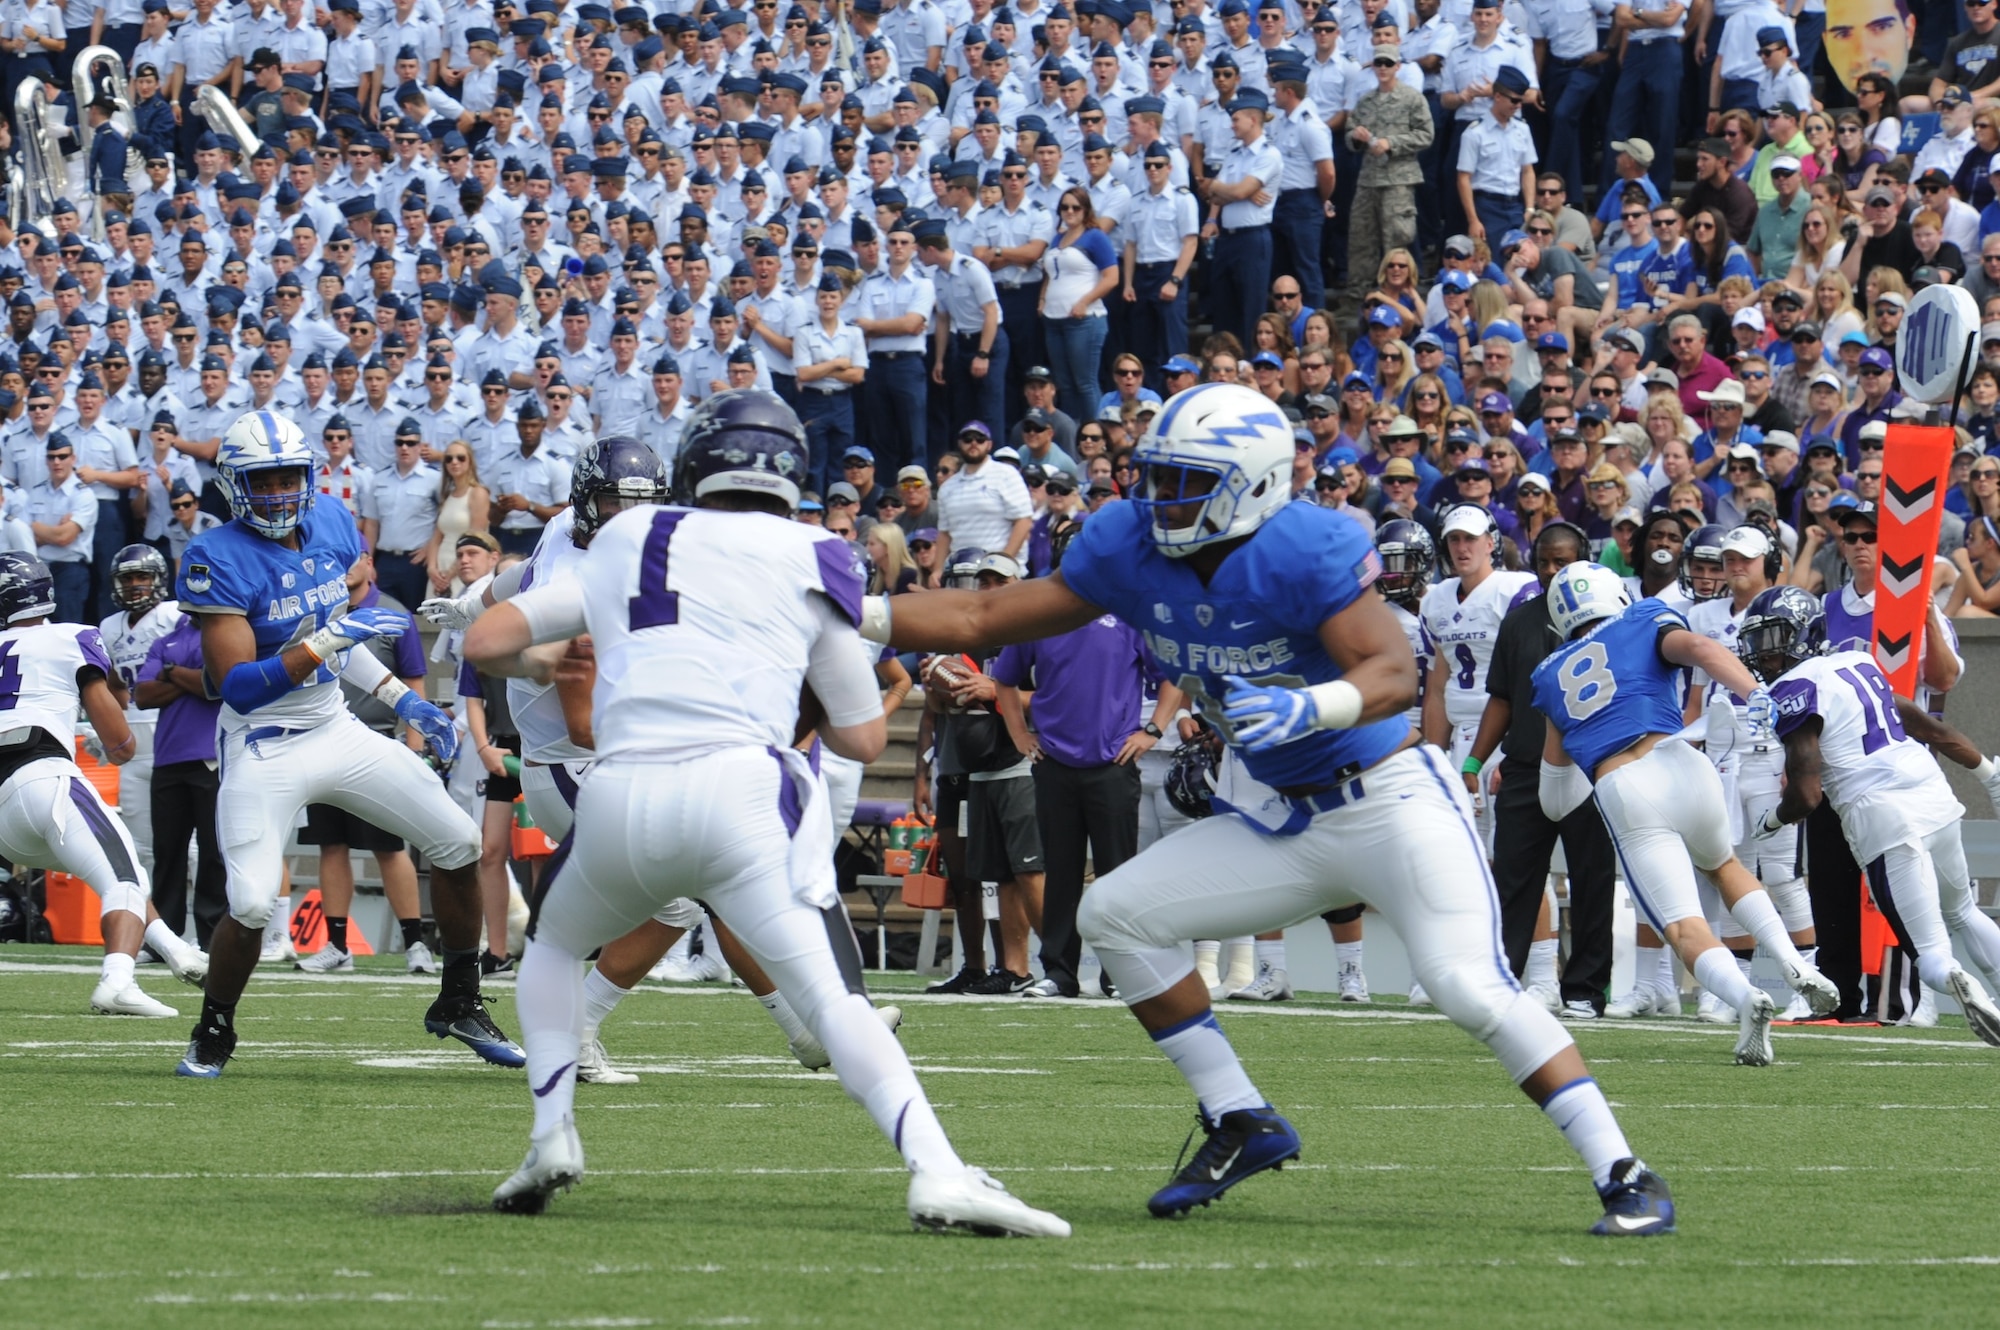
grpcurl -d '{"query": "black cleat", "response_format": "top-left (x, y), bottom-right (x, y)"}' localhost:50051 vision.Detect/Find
top-left (925, 966), bottom-right (985, 995)
top-left (425, 993), bottom-right (526, 1067)
top-left (966, 969), bottom-right (1031, 996)
top-left (174, 1018), bottom-right (238, 1078)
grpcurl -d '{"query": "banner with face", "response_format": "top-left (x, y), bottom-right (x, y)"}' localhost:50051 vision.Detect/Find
top-left (1824, 0), bottom-right (1915, 93)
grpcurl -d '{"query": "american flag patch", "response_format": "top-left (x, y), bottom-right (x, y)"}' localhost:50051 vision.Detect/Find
top-left (1353, 549), bottom-right (1382, 590)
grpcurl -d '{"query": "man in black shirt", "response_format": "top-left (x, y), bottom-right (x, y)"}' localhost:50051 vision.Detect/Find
top-left (1840, 185), bottom-right (1920, 288)
top-left (1936, 3), bottom-right (2000, 105)
top-left (1463, 523), bottom-right (1619, 1016)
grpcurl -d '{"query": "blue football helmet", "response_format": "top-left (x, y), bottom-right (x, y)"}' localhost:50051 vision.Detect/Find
top-left (571, 435), bottom-right (670, 545)
top-left (1548, 561), bottom-right (1632, 638)
top-left (1680, 523), bottom-right (1729, 601)
top-left (1736, 585), bottom-right (1825, 683)
top-left (0, 551), bottom-right (55, 624)
top-left (1131, 383), bottom-right (1294, 557)
top-left (672, 389), bottom-right (809, 510)
top-left (217, 410), bottom-right (315, 539)
top-left (110, 544), bottom-right (171, 613)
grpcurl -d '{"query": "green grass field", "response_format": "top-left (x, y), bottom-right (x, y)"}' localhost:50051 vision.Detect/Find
top-left (3, 947), bottom-right (1997, 1329)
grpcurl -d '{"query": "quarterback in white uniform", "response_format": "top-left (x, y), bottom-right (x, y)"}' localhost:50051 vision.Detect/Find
top-left (98, 545), bottom-right (181, 875)
top-left (1742, 587), bottom-right (2000, 1045)
top-left (466, 390), bottom-right (1067, 1237)
top-left (1418, 504), bottom-right (1536, 851)
top-left (171, 410), bottom-right (521, 1079)
top-left (0, 552), bottom-right (204, 1016)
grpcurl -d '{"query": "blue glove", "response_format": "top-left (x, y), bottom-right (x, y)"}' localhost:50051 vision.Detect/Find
top-left (395, 690), bottom-right (460, 767)
top-left (1746, 686), bottom-right (1777, 739)
top-left (1221, 673), bottom-right (1317, 752)
top-left (306, 605), bottom-right (413, 661)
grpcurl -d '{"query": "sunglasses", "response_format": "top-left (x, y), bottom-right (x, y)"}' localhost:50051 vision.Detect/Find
top-left (1976, 469), bottom-right (2000, 479)
top-left (1842, 530), bottom-right (1878, 544)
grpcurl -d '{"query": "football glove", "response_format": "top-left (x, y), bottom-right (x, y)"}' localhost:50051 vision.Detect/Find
top-left (1221, 674), bottom-right (1316, 752)
top-left (418, 589), bottom-right (486, 631)
top-left (395, 690), bottom-right (460, 767)
top-left (1745, 686), bottom-right (1777, 740)
top-left (304, 606), bottom-right (411, 663)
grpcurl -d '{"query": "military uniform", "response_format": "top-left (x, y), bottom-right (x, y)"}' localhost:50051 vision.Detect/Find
top-left (1345, 78), bottom-right (1434, 309)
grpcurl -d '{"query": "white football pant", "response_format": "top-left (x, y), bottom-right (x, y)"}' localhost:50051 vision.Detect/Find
top-left (1592, 740), bottom-right (1736, 932)
top-left (0, 756), bottom-right (149, 918)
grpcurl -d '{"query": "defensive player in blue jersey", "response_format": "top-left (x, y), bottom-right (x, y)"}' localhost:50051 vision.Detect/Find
top-left (857, 384), bottom-right (1674, 1237)
top-left (171, 411), bottom-right (522, 1078)
top-left (1532, 563), bottom-right (1841, 1072)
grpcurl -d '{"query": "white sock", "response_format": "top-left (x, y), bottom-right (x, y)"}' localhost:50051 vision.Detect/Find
top-left (757, 987), bottom-right (814, 1046)
top-left (1194, 940), bottom-right (1220, 966)
top-left (144, 918), bottom-right (189, 961)
top-left (664, 930), bottom-right (691, 963)
top-left (1335, 941), bottom-right (1363, 968)
top-left (1540, 1077), bottom-right (1633, 1189)
top-left (1150, 1010), bottom-right (1264, 1116)
top-left (1735, 953), bottom-right (1755, 984)
top-left (516, 938), bottom-right (584, 1138)
top-left (1254, 938), bottom-right (1286, 971)
top-left (1948, 906), bottom-right (2000, 983)
top-left (819, 991), bottom-right (961, 1175)
top-left (1646, 944), bottom-right (1674, 992)
top-left (1728, 889), bottom-right (1808, 970)
top-left (1527, 937), bottom-right (1559, 990)
top-left (1691, 946), bottom-right (1755, 1013)
top-left (581, 966), bottom-right (630, 1043)
top-left (275, 895), bottom-right (292, 935)
top-left (100, 951), bottom-right (135, 988)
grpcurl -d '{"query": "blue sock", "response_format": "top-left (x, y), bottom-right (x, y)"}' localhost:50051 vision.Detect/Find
top-left (1151, 1010), bottom-right (1264, 1117)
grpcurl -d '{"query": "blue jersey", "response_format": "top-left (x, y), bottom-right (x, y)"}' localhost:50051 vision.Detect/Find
top-left (1058, 499), bottom-right (1409, 789)
top-left (175, 505), bottom-right (363, 730)
top-left (1530, 597), bottom-right (1690, 776)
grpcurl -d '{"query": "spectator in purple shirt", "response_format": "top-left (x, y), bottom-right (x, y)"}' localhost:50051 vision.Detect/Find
top-left (991, 611), bottom-right (1184, 998)
top-left (135, 613), bottom-right (226, 947)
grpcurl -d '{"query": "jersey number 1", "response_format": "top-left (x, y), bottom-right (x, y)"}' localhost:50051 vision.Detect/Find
top-left (1837, 664), bottom-right (1907, 755)
top-left (628, 511), bottom-right (689, 630)
top-left (0, 642), bottom-right (17, 711)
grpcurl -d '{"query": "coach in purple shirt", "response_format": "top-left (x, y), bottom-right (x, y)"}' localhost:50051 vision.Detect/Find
top-left (992, 613), bottom-right (1183, 998)
top-left (135, 614), bottom-right (226, 947)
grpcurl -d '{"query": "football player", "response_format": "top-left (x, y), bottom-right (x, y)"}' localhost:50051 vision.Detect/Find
top-left (99, 545), bottom-right (181, 882)
top-left (172, 411), bottom-right (519, 1078)
top-left (854, 384), bottom-right (1675, 1237)
top-left (0, 552), bottom-right (202, 1016)
top-left (1532, 563), bottom-right (1840, 1072)
top-left (1739, 586), bottom-right (2000, 1044)
top-left (465, 389), bottom-right (1068, 1237)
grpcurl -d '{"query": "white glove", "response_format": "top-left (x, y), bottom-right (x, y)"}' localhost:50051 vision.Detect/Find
top-left (1976, 756), bottom-right (2000, 816)
top-left (1745, 686), bottom-right (1777, 740)
top-left (418, 589), bottom-right (486, 631)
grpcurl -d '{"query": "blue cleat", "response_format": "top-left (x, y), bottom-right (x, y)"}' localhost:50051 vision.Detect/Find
top-left (1590, 1158), bottom-right (1676, 1236)
top-left (425, 993), bottom-right (527, 1067)
top-left (1147, 1106), bottom-right (1301, 1218)
top-left (173, 1019), bottom-right (236, 1078)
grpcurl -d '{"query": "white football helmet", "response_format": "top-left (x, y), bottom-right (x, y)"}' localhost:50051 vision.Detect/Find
top-left (1132, 382), bottom-right (1294, 557)
top-left (1548, 561), bottom-right (1632, 638)
top-left (217, 410), bottom-right (315, 539)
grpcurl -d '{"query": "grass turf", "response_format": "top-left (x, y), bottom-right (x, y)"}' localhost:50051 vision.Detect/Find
top-left (2, 947), bottom-right (1997, 1329)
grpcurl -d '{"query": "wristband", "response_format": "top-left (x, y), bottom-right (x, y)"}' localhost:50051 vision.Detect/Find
top-left (1976, 756), bottom-right (1998, 784)
top-left (1754, 809), bottom-right (1787, 838)
top-left (1461, 755), bottom-right (1484, 776)
top-left (371, 675), bottom-right (413, 708)
top-left (1302, 678), bottom-right (1363, 731)
top-left (858, 594), bottom-right (893, 645)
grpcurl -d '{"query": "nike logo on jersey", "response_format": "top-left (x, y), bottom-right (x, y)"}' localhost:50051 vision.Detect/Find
top-left (1230, 620), bottom-right (1257, 630)
top-left (533, 1062), bottom-right (576, 1097)
top-left (1208, 1146), bottom-right (1243, 1180)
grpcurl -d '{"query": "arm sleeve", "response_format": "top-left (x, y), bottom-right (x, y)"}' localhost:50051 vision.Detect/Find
top-left (341, 643), bottom-right (393, 694)
top-left (1539, 757), bottom-right (1591, 821)
top-left (510, 578), bottom-right (590, 644)
top-left (805, 596), bottom-right (885, 728)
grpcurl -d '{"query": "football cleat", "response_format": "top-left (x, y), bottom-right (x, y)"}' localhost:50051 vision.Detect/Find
top-left (173, 1018), bottom-right (237, 1078)
top-left (425, 993), bottom-right (527, 1067)
top-left (908, 1166), bottom-right (1070, 1238)
top-left (1021, 977), bottom-right (1077, 998)
top-left (576, 1036), bottom-right (639, 1085)
top-left (1948, 969), bottom-right (2000, 1047)
top-left (1337, 961), bottom-right (1368, 1003)
top-left (480, 951), bottom-right (515, 976)
top-left (90, 978), bottom-right (177, 1017)
top-left (493, 1119), bottom-right (585, 1214)
top-left (1405, 980), bottom-right (1432, 1007)
top-left (1695, 990), bottom-right (1736, 1025)
top-left (1733, 988), bottom-right (1777, 1066)
top-left (1194, 951), bottom-right (1222, 993)
top-left (1527, 983), bottom-right (1563, 1014)
top-left (966, 969), bottom-right (1031, 996)
top-left (1777, 988), bottom-right (1819, 1022)
top-left (1781, 959), bottom-right (1840, 1018)
top-left (1562, 999), bottom-right (1599, 1020)
top-left (405, 941), bottom-right (438, 975)
top-left (295, 945), bottom-right (353, 974)
top-left (259, 923), bottom-right (294, 963)
top-left (1909, 984), bottom-right (1939, 1028)
top-left (649, 949), bottom-right (729, 983)
top-left (1590, 1158), bottom-right (1676, 1237)
top-left (165, 946), bottom-right (208, 987)
top-left (1147, 1106), bottom-right (1302, 1218)
top-left (1227, 962), bottom-right (1293, 1002)
top-left (925, 966), bottom-right (984, 995)
top-left (1600, 988), bottom-right (1654, 1019)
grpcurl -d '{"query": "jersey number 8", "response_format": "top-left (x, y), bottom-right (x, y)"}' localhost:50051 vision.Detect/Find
top-left (1558, 641), bottom-right (1617, 722)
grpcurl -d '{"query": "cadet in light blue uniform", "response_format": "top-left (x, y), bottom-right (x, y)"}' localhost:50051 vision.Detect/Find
top-left (169, 410), bottom-right (520, 1080)
top-left (1531, 563), bottom-right (1838, 1070)
top-left (857, 384), bottom-right (1674, 1238)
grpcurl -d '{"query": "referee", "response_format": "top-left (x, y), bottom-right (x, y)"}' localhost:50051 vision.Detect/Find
top-left (1465, 522), bottom-right (1618, 1015)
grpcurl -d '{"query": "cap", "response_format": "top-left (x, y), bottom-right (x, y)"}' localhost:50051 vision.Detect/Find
top-left (1478, 391), bottom-right (1511, 415)
top-left (896, 465), bottom-right (930, 485)
top-left (1611, 138), bottom-right (1655, 168)
top-left (1441, 505), bottom-right (1495, 537)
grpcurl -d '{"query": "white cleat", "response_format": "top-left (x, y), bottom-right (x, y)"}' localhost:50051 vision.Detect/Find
top-left (877, 1004), bottom-right (904, 1036)
top-left (1778, 989), bottom-right (1818, 1022)
top-left (908, 1166), bottom-right (1070, 1238)
top-left (493, 1119), bottom-right (585, 1214)
top-left (1695, 990), bottom-right (1737, 1025)
top-left (165, 947), bottom-right (208, 987)
top-left (295, 945), bottom-right (353, 974)
top-left (1562, 999), bottom-right (1599, 1020)
top-left (650, 950), bottom-right (731, 983)
top-left (576, 1036), bottom-right (639, 1085)
top-left (1733, 989), bottom-right (1777, 1067)
top-left (1527, 983), bottom-right (1562, 1014)
top-left (405, 940), bottom-right (437, 975)
top-left (1228, 961), bottom-right (1293, 1002)
top-left (1781, 959), bottom-right (1840, 1018)
top-left (1947, 968), bottom-right (2000, 1047)
top-left (1405, 979), bottom-right (1432, 1007)
top-left (89, 978), bottom-right (177, 1017)
top-left (1337, 961), bottom-right (1369, 1003)
top-left (1603, 986), bottom-right (1668, 1019)
top-left (258, 925), bottom-right (287, 964)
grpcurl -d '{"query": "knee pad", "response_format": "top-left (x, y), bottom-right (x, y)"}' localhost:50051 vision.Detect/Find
top-left (652, 896), bottom-right (704, 931)
top-left (1766, 876), bottom-right (1812, 934)
top-left (229, 886), bottom-right (278, 932)
top-left (1322, 903), bottom-right (1364, 926)
top-left (96, 880), bottom-right (148, 919)
top-left (1422, 962), bottom-right (1527, 1045)
top-left (1482, 992), bottom-right (1579, 1085)
top-left (427, 826), bottom-right (482, 872)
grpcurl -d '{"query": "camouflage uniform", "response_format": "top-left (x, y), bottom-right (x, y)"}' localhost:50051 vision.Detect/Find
top-left (1344, 79), bottom-right (1434, 307)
